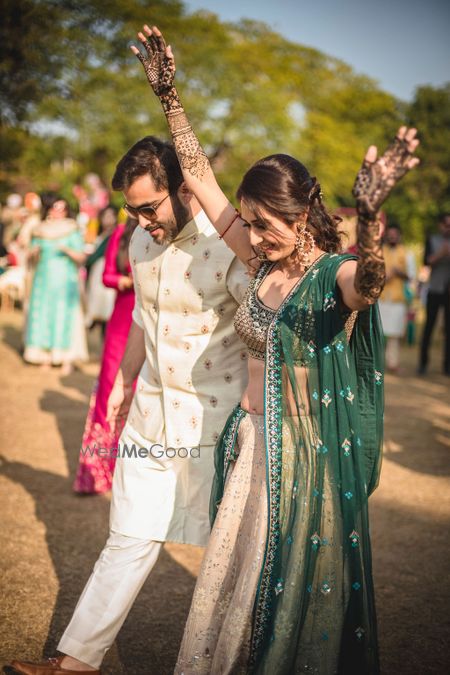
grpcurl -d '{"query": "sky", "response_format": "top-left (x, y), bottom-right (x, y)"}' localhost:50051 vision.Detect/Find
top-left (184, 0), bottom-right (450, 101)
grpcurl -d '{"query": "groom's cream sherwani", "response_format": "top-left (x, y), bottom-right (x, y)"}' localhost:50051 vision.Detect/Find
top-left (110, 209), bottom-right (249, 545)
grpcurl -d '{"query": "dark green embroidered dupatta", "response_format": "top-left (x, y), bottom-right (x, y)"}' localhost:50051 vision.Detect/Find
top-left (251, 252), bottom-right (384, 674)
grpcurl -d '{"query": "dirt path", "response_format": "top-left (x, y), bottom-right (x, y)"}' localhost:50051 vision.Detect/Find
top-left (0, 312), bottom-right (449, 674)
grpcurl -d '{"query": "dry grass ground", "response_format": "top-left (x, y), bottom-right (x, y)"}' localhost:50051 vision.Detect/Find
top-left (0, 311), bottom-right (449, 674)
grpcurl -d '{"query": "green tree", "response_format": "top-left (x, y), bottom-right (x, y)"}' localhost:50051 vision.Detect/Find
top-left (0, 0), bottom-right (184, 191)
top-left (383, 84), bottom-right (450, 240)
top-left (2, 2), bottom-right (447, 245)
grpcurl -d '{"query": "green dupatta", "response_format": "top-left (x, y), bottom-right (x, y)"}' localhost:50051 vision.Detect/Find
top-left (211, 253), bottom-right (384, 674)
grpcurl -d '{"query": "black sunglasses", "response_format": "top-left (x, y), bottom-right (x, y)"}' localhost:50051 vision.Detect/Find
top-left (123, 194), bottom-right (170, 220)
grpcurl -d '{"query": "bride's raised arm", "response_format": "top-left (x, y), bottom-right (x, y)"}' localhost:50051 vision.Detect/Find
top-left (131, 24), bottom-right (253, 264)
top-left (337, 126), bottom-right (420, 311)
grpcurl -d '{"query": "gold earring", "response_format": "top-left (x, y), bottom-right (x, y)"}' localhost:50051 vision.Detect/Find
top-left (295, 221), bottom-right (315, 268)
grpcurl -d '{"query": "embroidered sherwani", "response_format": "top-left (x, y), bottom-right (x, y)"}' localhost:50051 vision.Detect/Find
top-left (110, 210), bottom-right (248, 546)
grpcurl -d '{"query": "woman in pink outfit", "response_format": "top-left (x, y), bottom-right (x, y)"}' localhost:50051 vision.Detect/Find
top-left (73, 216), bottom-right (137, 494)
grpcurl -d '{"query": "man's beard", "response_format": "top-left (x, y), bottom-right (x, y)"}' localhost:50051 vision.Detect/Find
top-left (144, 196), bottom-right (190, 245)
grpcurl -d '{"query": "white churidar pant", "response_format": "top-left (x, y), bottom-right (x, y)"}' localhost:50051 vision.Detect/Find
top-left (57, 531), bottom-right (163, 668)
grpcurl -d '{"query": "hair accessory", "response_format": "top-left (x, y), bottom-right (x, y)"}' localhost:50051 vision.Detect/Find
top-left (308, 180), bottom-right (323, 204)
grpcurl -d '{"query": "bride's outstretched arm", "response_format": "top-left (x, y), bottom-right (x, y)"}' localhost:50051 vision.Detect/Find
top-left (131, 24), bottom-right (253, 264)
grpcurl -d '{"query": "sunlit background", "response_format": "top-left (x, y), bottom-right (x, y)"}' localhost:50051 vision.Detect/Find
top-left (1, 0), bottom-right (449, 238)
top-left (0, 3), bottom-right (449, 674)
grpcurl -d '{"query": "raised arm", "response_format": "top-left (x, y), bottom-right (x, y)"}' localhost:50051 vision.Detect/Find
top-left (131, 24), bottom-right (253, 264)
top-left (337, 126), bottom-right (420, 311)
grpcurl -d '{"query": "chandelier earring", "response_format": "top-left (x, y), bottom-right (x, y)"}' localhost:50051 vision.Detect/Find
top-left (256, 249), bottom-right (267, 262)
top-left (295, 220), bottom-right (315, 268)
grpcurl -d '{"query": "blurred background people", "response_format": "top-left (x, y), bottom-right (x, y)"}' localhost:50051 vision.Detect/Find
top-left (404, 244), bottom-right (418, 346)
top-left (17, 192), bottom-right (42, 248)
top-left (378, 224), bottom-right (409, 372)
top-left (23, 197), bottom-right (88, 374)
top-left (418, 213), bottom-right (450, 375)
top-left (1, 193), bottom-right (26, 247)
top-left (73, 216), bottom-right (137, 494)
top-left (0, 224), bottom-right (25, 311)
top-left (84, 205), bottom-right (118, 336)
top-left (16, 193), bottom-right (43, 337)
top-left (337, 207), bottom-right (387, 254)
top-left (0, 222), bottom-right (7, 265)
top-left (73, 173), bottom-right (109, 244)
top-left (0, 195), bottom-right (31, 313)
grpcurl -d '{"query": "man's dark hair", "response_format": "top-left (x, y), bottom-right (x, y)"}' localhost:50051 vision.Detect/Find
top-left (112, 136), bottom-right (183, 194)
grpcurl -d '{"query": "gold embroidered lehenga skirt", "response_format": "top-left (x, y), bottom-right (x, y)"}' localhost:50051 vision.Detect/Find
top-left (175, 412), bottom-right (267, 674)
top-left (177, 254), bottom-right (384, 674)
top-left (175, 404), bottom-right (354, 675)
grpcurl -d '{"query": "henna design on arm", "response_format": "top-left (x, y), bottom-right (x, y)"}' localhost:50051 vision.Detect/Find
top-left (133, 26), bottom-right (210, 181)
top-left (161, 89), bottom-right (210, 179)
top-left (353, 215), bottom-right (385, 303)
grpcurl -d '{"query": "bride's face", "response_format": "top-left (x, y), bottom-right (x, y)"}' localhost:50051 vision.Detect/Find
top-left (240, 201), bottom-right (300, 262)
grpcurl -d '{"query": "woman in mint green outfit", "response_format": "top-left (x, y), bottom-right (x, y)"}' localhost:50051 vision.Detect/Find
top-left (24, 198), bottom-right (87, 372)
top-left (133, 25), bottom-right (420, 674)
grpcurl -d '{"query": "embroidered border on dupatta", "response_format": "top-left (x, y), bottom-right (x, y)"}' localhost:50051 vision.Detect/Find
top-left (249, 254), bottom-right (327, 668)
top-left (222, 404), bottom-right (248, 477)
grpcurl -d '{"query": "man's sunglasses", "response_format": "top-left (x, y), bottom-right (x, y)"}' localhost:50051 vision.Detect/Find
top-left (123, 194), bottom-right (170, 220)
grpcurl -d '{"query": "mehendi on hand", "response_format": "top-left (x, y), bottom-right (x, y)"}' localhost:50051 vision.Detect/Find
top-left (352, 127), bottom-right (419, 303)
top-left (133, 26), bottom-right (210, 181)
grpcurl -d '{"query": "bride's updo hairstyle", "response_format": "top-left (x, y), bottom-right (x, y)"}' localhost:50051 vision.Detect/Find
top-left (236, 154), bottom-right (342, 253)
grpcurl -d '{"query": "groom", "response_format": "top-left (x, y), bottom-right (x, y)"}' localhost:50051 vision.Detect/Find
top-left (8, 135), bottom-right (249, 674)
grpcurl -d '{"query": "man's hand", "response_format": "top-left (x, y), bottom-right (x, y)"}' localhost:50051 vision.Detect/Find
top-left (131, 25), bottom-right (175, 96)
top-left (353, 126), bottom-right (420, 218)
top-left (107, 380), bottom-right (134, 435)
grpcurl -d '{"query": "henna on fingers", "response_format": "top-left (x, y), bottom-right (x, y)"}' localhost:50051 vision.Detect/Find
top-left (352, 129), bottom-right (419, 218)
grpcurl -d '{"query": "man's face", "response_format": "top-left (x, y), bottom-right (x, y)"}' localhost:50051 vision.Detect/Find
top-left (123, 174), bottom-right (189, 245)
top-left (385, 226), bottom-right (400, 246)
